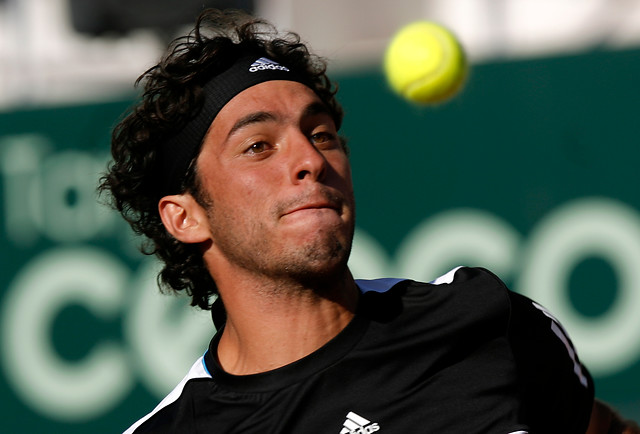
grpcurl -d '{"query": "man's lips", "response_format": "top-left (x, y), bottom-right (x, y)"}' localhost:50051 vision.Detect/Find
top-left (276, 186), bottom-right (347, 219)
top-left (283, 201), bottom-right (340, 217)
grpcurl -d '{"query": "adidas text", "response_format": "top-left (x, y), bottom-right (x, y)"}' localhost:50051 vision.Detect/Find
top-left (249, 64), bottom-right (290, 72)
top-left (249, 57), bottom-right (290, 73)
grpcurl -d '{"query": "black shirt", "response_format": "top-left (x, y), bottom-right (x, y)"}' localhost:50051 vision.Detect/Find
top-left (124, 267), bottom-right (594, 433)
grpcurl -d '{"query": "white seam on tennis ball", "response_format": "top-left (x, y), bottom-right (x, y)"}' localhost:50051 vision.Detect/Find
top-left (403, 29), bottom-right (454, 98)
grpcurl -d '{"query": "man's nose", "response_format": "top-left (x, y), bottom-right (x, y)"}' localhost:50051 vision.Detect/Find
top-left (288, 131), bottom-right (327, 183)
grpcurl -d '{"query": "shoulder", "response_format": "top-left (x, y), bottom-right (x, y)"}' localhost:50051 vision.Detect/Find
top-left (357, 266), bottom-right (510, 302)
top-left (357, 266), bottom-right (513, 319)
top-left (359, 267), bottom-right (595, 430)
top-left (357, 266), bottom-right (505, 291)
top-left (358, 266), bottom-right (515, 340)
top-left (123, 355), bottom-right (212, 434)
top-left (404, 266), bottom-right (513, 321)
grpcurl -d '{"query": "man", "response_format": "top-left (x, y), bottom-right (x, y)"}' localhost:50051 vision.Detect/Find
top-left (100, 8), bottom-right (639, 434)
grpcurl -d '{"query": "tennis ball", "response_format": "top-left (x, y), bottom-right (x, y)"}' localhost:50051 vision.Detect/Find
top-left (384, 21), bottom-right (468, 104)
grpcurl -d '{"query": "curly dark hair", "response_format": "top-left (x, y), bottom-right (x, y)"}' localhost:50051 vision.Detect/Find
top-left (99, 8), bottom-right (344, 310)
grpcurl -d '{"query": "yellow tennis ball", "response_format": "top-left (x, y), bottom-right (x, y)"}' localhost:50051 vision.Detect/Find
top-left (384, 21), bottom-right (468, 104)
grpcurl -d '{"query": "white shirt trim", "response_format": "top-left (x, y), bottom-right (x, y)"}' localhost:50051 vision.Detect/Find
top-left (430, 266), bottom-right (463, 285)
top-left (123, 355), bottom-right (211, 434)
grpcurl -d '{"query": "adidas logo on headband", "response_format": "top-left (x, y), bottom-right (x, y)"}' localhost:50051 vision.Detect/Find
top-left (249, 57), bottom-right (290, 73)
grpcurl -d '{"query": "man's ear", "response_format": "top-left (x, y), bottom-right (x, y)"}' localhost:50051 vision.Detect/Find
top-left (158, 194), bottom-right (210, 244)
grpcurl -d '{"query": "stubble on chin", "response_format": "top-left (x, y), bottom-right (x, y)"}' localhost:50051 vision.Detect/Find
top-left (206, 182), bottom-right (356, 294)
top-left (284, 227), bottom-right (353, 285)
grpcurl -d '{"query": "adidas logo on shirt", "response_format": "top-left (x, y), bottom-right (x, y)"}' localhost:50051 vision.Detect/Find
top-left (249, 57), bottom-right (290, 72)
top-left (340, 411), bottom-right (380, 434)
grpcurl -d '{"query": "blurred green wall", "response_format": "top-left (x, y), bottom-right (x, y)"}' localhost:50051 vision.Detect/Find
top-left (1, 47), bottom-right (639, 432)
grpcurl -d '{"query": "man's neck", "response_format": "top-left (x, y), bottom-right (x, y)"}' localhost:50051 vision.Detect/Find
top-left (215, 271), bottom-right (359, 376)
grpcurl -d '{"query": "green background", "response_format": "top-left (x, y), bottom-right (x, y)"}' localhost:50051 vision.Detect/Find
top-left (1, 47), bottom-right (639, 431)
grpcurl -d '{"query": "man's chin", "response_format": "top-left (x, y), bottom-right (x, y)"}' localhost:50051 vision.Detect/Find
top-left (287, 243), bottom-right (352, 287)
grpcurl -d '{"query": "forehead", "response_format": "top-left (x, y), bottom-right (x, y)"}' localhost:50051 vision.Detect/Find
top-left (210, 80), bottom-right (324, 132)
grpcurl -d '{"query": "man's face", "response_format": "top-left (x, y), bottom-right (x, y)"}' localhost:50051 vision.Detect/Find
top-left (195, 80), bottom-right (355, 286)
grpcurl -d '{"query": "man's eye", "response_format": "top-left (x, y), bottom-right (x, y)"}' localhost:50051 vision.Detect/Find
top-left (246, 142), bottom-right (269, 154)
top-left (310, 132), bottom-right (335, 145)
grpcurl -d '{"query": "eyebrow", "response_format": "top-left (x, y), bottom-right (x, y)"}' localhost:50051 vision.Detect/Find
top-left (227, 111), bottom-right (276, 139)
top-left (226, 101), bottom-right (333, 140)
